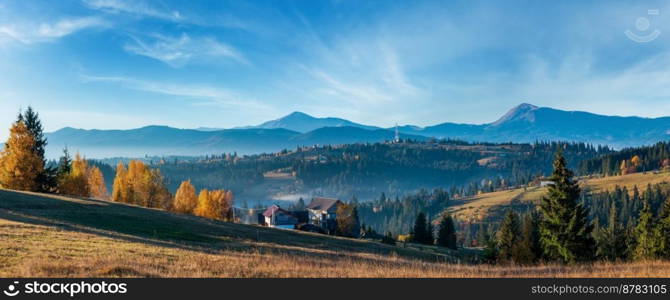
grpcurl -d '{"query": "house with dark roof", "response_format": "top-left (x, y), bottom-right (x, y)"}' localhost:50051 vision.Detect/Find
top-left (306, 197), bottom-right (342, 233)
top-left (261, 205), bottom-right (299, 229)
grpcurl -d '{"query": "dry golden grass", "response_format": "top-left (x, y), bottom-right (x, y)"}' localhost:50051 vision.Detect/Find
top-left (4, 218), bottom-right (670, 278)
top-left (3, 188), bottom-right (670, 278)
top-left (584, 171), bottom-right (670, 194)
top-left (449, 189), bottom-right (527, 222)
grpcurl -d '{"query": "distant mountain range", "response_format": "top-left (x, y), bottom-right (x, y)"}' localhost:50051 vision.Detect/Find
top-left (43, 103), bottom-right (670, 158)
top-left (45, 125), bottom-right (424, 159)
top-left (247, 111), bottom-right (379, 132)
top-left (198, 111), bottom-right (379, 133)
top-left (397, 103), bottom-right (670, 147)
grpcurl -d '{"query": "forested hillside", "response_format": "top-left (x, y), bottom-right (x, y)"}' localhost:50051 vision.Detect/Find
top-left (580, 142), bottom-right (670, 176)
top-left (147, 140), bottom-right (609, 204)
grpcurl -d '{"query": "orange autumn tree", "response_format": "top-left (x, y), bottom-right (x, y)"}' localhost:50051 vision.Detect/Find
top-left (112, 163), bottom-right (129, 203)
top-left (57, 153), bottom-right (90, 197)
top-left (194, 189), bottom-right (233, 221)
top-left (0, 121), bottom-right (44, 191)
top-left (173, 180), bottom-right (198, 214)
top-left (87, 166), bottom-right (108, 200)
top-left (620, 155), bottom-right (643, 175)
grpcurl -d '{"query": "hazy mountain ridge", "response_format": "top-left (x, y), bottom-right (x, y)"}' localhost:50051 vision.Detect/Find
top-left (43, 104), bottom-right (670, 158)
top-left (234, 111), bottom-right (379, 133)
top-left (399, 103), bottom-right (670, 148)
top-left (45, 125), bottom-right (422, 159)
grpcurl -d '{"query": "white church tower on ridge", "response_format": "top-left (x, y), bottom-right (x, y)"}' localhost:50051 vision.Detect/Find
top-left (394, 123), bottom-right (400, 143)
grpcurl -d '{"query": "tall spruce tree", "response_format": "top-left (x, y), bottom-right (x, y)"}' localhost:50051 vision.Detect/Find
top-left (539, 150), bottom-right (594, 263)
top-left (56, 148), bottom-right (72, 179)
top-left (518, 212), bottom-right (542, 263)
top-left (657, 197), bottom-right (670, 258)
top-left (633, 199), bottom-right (661, 260)
top-left (436, 213), bottom-right (457, 249)
top-left (411, 212), bottom-right (432, 245)
top-left (18, 107), bottom-right (55, 191)
top-left (497, 209), bottom-right (521, 263)
top-left (594, 202), bottom-right (627, 261)
top-left (476, 223), bottom-right (489, 247)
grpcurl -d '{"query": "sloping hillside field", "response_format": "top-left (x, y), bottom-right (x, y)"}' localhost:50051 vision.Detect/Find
top-left (2, 189), bottom-right (670, 277)
top-left (448, 171), bottom-right (670, 222)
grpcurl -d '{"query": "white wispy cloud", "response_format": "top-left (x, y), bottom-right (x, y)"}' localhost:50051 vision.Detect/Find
top-left (83, 0), bottom-right (182, 21)
top-left (79, 74), bottom-right (271, 111)
top-left (511, 51), bottom-right (670, 117)
top-left (123, 33), bottom-right (248, 67)
top-left (274, 8), bottom-right (423, 118)
top-left (308, 69), bottom-right (392, 105)
top-left (290, 34), bottom-right (422, 117)
top-left (82, 0), bottom-right (251, 31)
top-left (0, 16), bottom-right (108, 44)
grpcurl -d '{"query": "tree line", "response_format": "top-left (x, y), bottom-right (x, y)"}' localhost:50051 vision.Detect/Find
top-left (406, 211), bottom-right (458, 250)
top-left (579, 141), bottom-right (670, 176)
top-left (0, 108), bottom-right (107, 199)
top-left (149, 140), bottom-right (608, 202)
top-left (0, 107), bottom-right (234, 223)
top-left (111, 161), bottom-right (234, 221)
top-left (170, 179), bottom-right (233, 221)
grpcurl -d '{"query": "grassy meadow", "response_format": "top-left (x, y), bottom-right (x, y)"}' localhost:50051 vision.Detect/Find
top-left (2, 188), bottom-right (670, 277)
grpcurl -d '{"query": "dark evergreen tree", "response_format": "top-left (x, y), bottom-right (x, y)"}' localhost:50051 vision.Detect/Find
top-left (436, 213), bottom-right (457, 249)
top-left (18, 107), bottom-right (55, 191)
top-left (426, 218), bottom-right (435, 245)
top-left (518, 212), bottom-right (542, 263)
top-left (633, 199), bottom-right (661, 260)
top-left (594, 202), bottom-right (627, 261)
top-left (624, 222), bottom-right (637, 259)
top-left (476, 223), bottom-right (489, 247)
top-left (411, 212), bottom-right (432, 245)
top-left (539, 150), bottom-right (594, 263)
top-left (497, 210), bottom-right (521, 263)
top-left (482, 233), bottom-right (499, 264)
top-left (56, 148), bottom-right (72, 179)
top-left (657, 197), bottom-right (670, 258)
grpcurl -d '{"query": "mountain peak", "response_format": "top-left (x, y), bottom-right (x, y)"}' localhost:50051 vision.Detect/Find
top-left (282, 111), bottom-right (314, 119)
top-left (251, 111), bottom-right (378, 133)
top-left (491, 103), bottom-right (539, 126)
top-left (515, 103), bottom-right (538, 110)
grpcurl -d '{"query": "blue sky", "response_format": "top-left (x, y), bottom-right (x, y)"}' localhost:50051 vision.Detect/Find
top-left (2, 0), bottom-right (670, 140)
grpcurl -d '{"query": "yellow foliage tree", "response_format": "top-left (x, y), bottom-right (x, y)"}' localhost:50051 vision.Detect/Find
top-left (173, 180), bottom-right (198, 213)
top-left (194, 189), bottom-right (233, 221)
top-left (0, 121), bottom-right (44, 191)
top-left (194, 189), bottom-right (212, 219)
top-left (144, 169), bottom-right (171, 209)
top-left (111, 160), bottom-right (170, 209)
top-left (112, 163), bottom-right (129, 203)
top-left (87, 166), bottom-right (108, 200)
top-left (631, 155), bottom-right (642, 167)
top-left (57, 153), bottom-right (90, 197)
